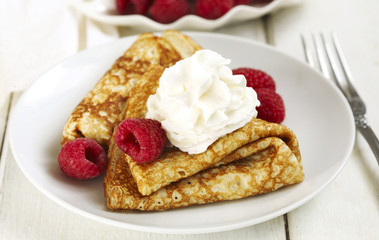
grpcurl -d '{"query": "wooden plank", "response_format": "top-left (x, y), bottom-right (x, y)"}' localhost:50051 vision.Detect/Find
top-left (269, 0), bottom-right (379, 239)
top-left (0, 93), bottom-right (11, 154)
top-left (0, 92), bottom-right (12, 190)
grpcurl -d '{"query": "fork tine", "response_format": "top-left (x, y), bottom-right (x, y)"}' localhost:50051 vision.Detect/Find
top-left (330, 33), bottom-right (359, 97)
top-left (301, 34), bottom-right (315, 68)
top-left (313, 33), bottom-right (331, 79)
top-left (319, 33), bottom-right (348, 96)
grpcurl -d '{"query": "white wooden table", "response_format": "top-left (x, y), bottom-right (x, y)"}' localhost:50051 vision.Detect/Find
top-left (1, 0), bottom-right (379, 239)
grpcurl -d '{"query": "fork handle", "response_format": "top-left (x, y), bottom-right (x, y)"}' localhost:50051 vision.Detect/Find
top-left (357, 125), bottom-right (379, 165)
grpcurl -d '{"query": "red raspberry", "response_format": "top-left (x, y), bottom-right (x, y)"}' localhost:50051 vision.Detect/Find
top-left (255, 88), bottom-right (285, 123)
top-left (148, 0), bottom-right (190, 23)
top-left (234, 0), bottom-right (252, 5)
top-left (58, 138), bottom-right (107, 180)
top-left (116, 0), bottom-right (151, 15)
top-left (114, 118), bottom-right (167, 164)
top-left (195, 0), bottom-right (234, 19)
top-left (233, 67), bottom-right (276, 91)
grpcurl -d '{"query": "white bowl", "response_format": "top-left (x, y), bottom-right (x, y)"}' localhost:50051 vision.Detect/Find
top-left (71, 0), bottom-right (304, 30)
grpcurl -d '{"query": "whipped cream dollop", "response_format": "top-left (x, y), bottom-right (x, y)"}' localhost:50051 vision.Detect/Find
top-left (146, 49), bottom-right (260, 154)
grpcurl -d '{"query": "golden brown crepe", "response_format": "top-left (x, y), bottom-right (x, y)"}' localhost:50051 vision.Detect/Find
top-left (104, 64), bottom-right (304, 210)
top-left (61, 30), bottom-right (201, 151)
top-left (106, 136), bottom-right (303, 211)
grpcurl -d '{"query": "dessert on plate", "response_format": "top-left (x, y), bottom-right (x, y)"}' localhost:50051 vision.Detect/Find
top-left (59, 30), bottom-right (304, 211)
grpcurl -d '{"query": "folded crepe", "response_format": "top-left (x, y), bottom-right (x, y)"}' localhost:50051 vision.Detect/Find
top-left (104, 64), bottom-right (304, 211)
top-left (61, 30), bottom-right (201, 151)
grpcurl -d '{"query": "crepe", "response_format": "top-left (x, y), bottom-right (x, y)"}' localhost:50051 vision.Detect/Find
top-left (104, 64), bottom-right (304, 210)
top-left (61, 30), bottom-right (201, 151)
top-left (106, 136), bottom-right (303, 210)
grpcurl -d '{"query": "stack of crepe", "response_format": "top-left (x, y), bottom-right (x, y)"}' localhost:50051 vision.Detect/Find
top-left (61, 30), bottom-right (304, 212)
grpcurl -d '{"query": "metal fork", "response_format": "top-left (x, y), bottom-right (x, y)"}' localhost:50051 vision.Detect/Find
top-left (301, 32), bottom-right (379, 165)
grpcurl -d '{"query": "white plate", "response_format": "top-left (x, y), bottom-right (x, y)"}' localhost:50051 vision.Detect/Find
top-left (9, 32), bottom-right (355, 234)
top-left (71, 0), bottom-right (303, 30)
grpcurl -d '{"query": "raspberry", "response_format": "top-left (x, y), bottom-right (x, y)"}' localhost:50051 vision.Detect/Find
top-left (233, 67), bottom-right (276, 91)
top-left (255, 88), bottom-right (285, 123)
top-left (195, 0), bottom-right (234, 19)
top-left (116, 0), bottom-right (151, 15)
top-left (148, 0), bottom-right (190, 23)
top-left (58, 138), bottom-right (107, 180)
top-left (114, 118), bottom-right (167, 164)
